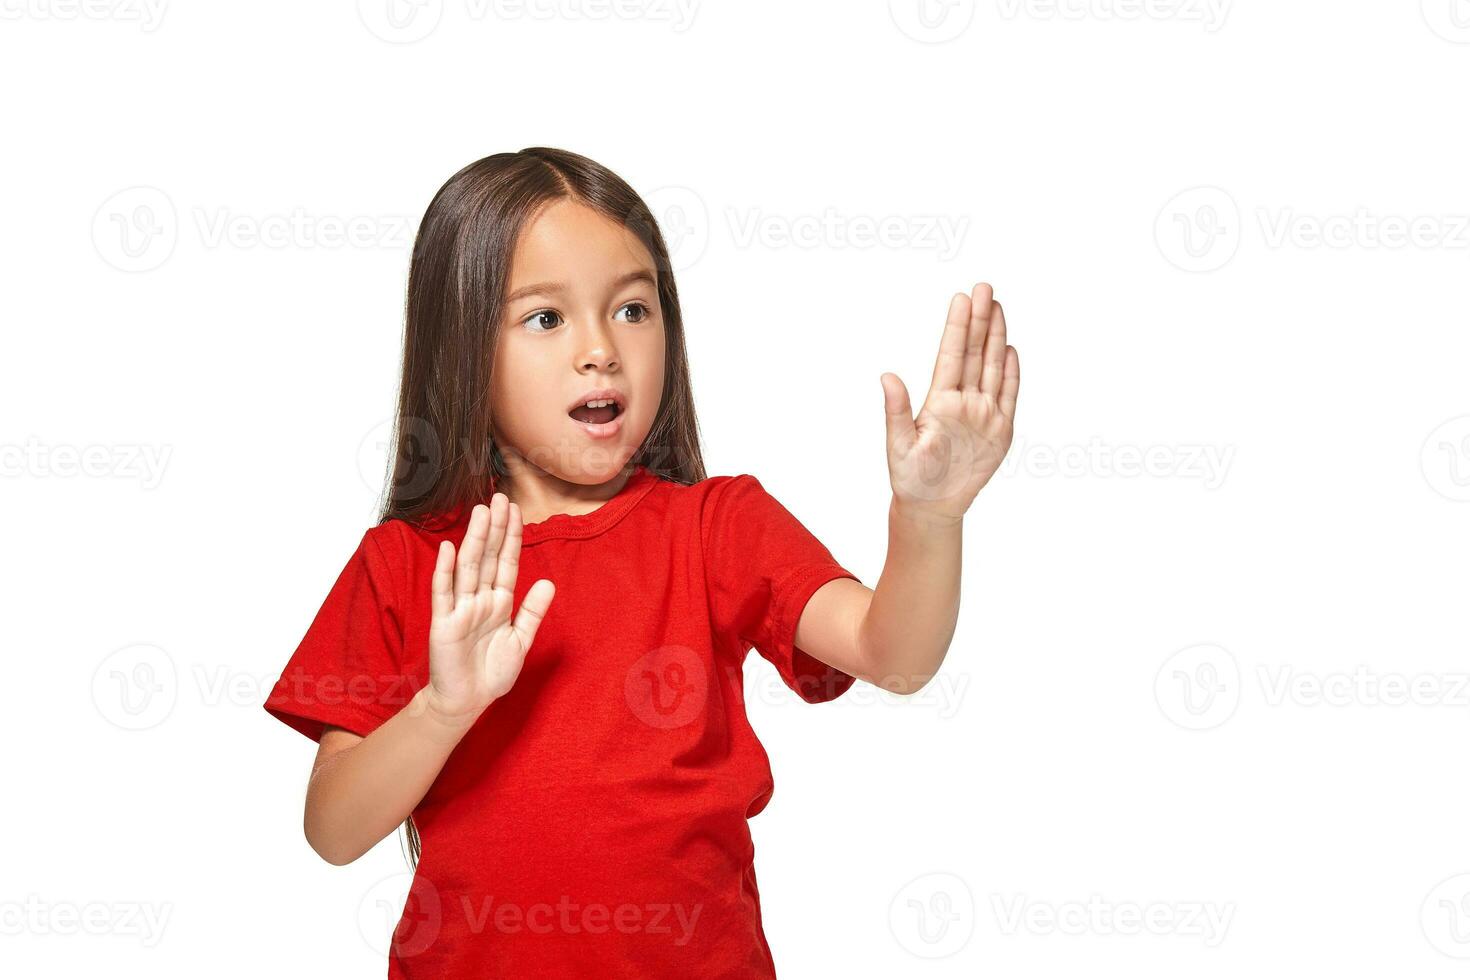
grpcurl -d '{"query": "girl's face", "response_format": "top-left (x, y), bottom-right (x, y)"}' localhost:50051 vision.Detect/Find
top-left (489, 197), bottom-right (667, 485)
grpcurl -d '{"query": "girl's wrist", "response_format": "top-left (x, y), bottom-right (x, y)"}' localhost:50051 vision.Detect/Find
top-left (890, 494), bottom-right (965, 531)
top-left (410, 686), bottom-right (485, 742)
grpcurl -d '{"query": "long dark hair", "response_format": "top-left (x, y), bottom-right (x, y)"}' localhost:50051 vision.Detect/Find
top-left (380, 148), bottom-right (707, 869)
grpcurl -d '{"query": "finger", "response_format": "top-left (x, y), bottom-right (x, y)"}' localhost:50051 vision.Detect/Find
top-left (979, 298), bottom-right (1008, 398)
top-left (882, 372), bottom-right (917, 458)
top-left (430, 539), bottom-right (455, 618)
top-left (928, 292), bottom-right (971, 394)
top-left (479, 493), bottom-right (507, 592)
top-left (512, 578), bottom-right (556, 646)
top-left (961, 282), bottom-right (995, 390)
top-left (456, 504), bottom-right (488, 602)
top-left (999, 346), bottom-right (1020, 420)
top-left (492, 501), bottom-right (524, 597)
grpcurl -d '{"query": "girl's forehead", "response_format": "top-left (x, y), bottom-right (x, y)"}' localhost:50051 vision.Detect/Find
top-left (509, 200), bottom-right (655, 283)
top-left (520, 198), bottom-right (633, 249)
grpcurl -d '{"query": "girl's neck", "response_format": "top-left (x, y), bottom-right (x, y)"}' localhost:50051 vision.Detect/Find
top-left (495, 461), bottom-right (636, 525)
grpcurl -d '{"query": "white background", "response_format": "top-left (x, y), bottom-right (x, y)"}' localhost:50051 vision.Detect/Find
top-left (4, 1), bottom-right (1469, 977)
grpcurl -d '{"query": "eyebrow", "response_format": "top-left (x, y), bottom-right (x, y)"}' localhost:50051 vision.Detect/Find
top-left (503, 269), bottom-right (658, 306)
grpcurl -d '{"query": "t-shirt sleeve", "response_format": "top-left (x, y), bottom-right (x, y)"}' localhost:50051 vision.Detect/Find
top-left (263, 526), bottom-right (411, 742)
top-left (703, 474), bottom-right (862, 704)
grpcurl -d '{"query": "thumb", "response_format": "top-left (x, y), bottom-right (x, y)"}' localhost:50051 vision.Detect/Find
top-left (881, 373), bottom-right (917, 457)
top-left (512, 579), bottom-right (556, 646)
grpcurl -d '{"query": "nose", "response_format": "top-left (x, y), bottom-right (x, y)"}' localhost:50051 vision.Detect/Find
top-left (576, 320), bottom-right (619, 373)
top-left (577, 347), bottom-right (618, 373)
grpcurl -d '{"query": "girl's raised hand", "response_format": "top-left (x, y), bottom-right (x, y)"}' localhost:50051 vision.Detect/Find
top-left (881, 282), bottom-right (1020, 523)
top-left (424, 495), bottom-right (555, 726)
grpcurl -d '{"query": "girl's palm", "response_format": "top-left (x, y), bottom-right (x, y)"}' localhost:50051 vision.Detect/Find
top-left (426, 495), bottom-right (555, 722)
top-left (882, 282), bottom-right (1020, 520)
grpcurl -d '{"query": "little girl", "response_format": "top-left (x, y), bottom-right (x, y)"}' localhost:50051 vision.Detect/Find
top-left (264, 146), bottom-right (1019, 978)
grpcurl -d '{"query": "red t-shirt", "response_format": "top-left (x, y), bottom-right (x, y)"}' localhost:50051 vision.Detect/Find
top-left (263, 465), bottom-right (860, 978)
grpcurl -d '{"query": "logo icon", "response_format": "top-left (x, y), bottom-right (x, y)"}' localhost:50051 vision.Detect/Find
top-left (1155, 642), bottom-right (1240, 730)
top-left (92, 187), bottom-right (177, 272)
top-left (1422, 0), bottom-right (1470, 43)
top-left (635, 186), bottom-right (709, 274)
top-left (1422, 874), bottom-right (1470, 958)
top-left (358, 0), bottom-right (444, 43)
top-left (91, 642), bottom-right (178, 730)
top-left (889, 0), bottom-right (976, 43)
top-left (1155, 186), bottom-right (1240, 273)
top-left (889, 872), bottom-right (975, 958)
top-left (360, 416), bottom-right (445, 504)
top-left (1421, 415), bottom-right (1470, 502)
top-left (624, 645), bottom-right (708, 729)
top-left (360, 870), bottom-right (442, 958)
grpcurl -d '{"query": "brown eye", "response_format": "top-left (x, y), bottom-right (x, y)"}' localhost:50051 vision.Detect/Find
top-left (522, 310), bottom-right (562, 333)
top-left (616, 302), bottom-right (651, 324)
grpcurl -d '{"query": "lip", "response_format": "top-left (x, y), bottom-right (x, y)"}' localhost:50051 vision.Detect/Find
top-left (567, 387), bottom-right (628, 440)
top-left (569, 411), bottom-right (625, 439)
top-left (566, 387), bottom-right (628, 415)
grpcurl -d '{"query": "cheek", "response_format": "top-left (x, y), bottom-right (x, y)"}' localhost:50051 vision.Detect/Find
top-left (622, 348), bottom-right (663, 420)
top-left (488, 338), bottom-right (543, 431)
top-left (488, 356), bottom-right (512, 420)
top-left (632, 327), bottom-right (666, 389)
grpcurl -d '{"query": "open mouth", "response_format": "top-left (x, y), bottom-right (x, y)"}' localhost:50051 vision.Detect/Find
top-left (568, 402), bottom-right (624, 425)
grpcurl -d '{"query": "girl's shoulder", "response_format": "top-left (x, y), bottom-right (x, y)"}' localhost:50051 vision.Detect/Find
top-left (355, 516), bottom-right (453, 581)
top-left (666, 470), bottom-right (777, 524)
top-left (687, 471), bottom-right (823, 548)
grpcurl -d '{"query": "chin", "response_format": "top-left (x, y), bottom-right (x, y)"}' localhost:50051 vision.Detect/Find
top-left (520, 445), bottom-right (641, 485)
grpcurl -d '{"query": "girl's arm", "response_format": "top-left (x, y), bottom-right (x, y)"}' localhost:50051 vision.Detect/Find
top-left (795, 284), bottom-right (1019, 695)
top-left (303, 497), bottom-right (556, 865)
top-left (304, 696), bottom-right (477, 865)
top-left (795, 507), bottom-right (962, 695)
